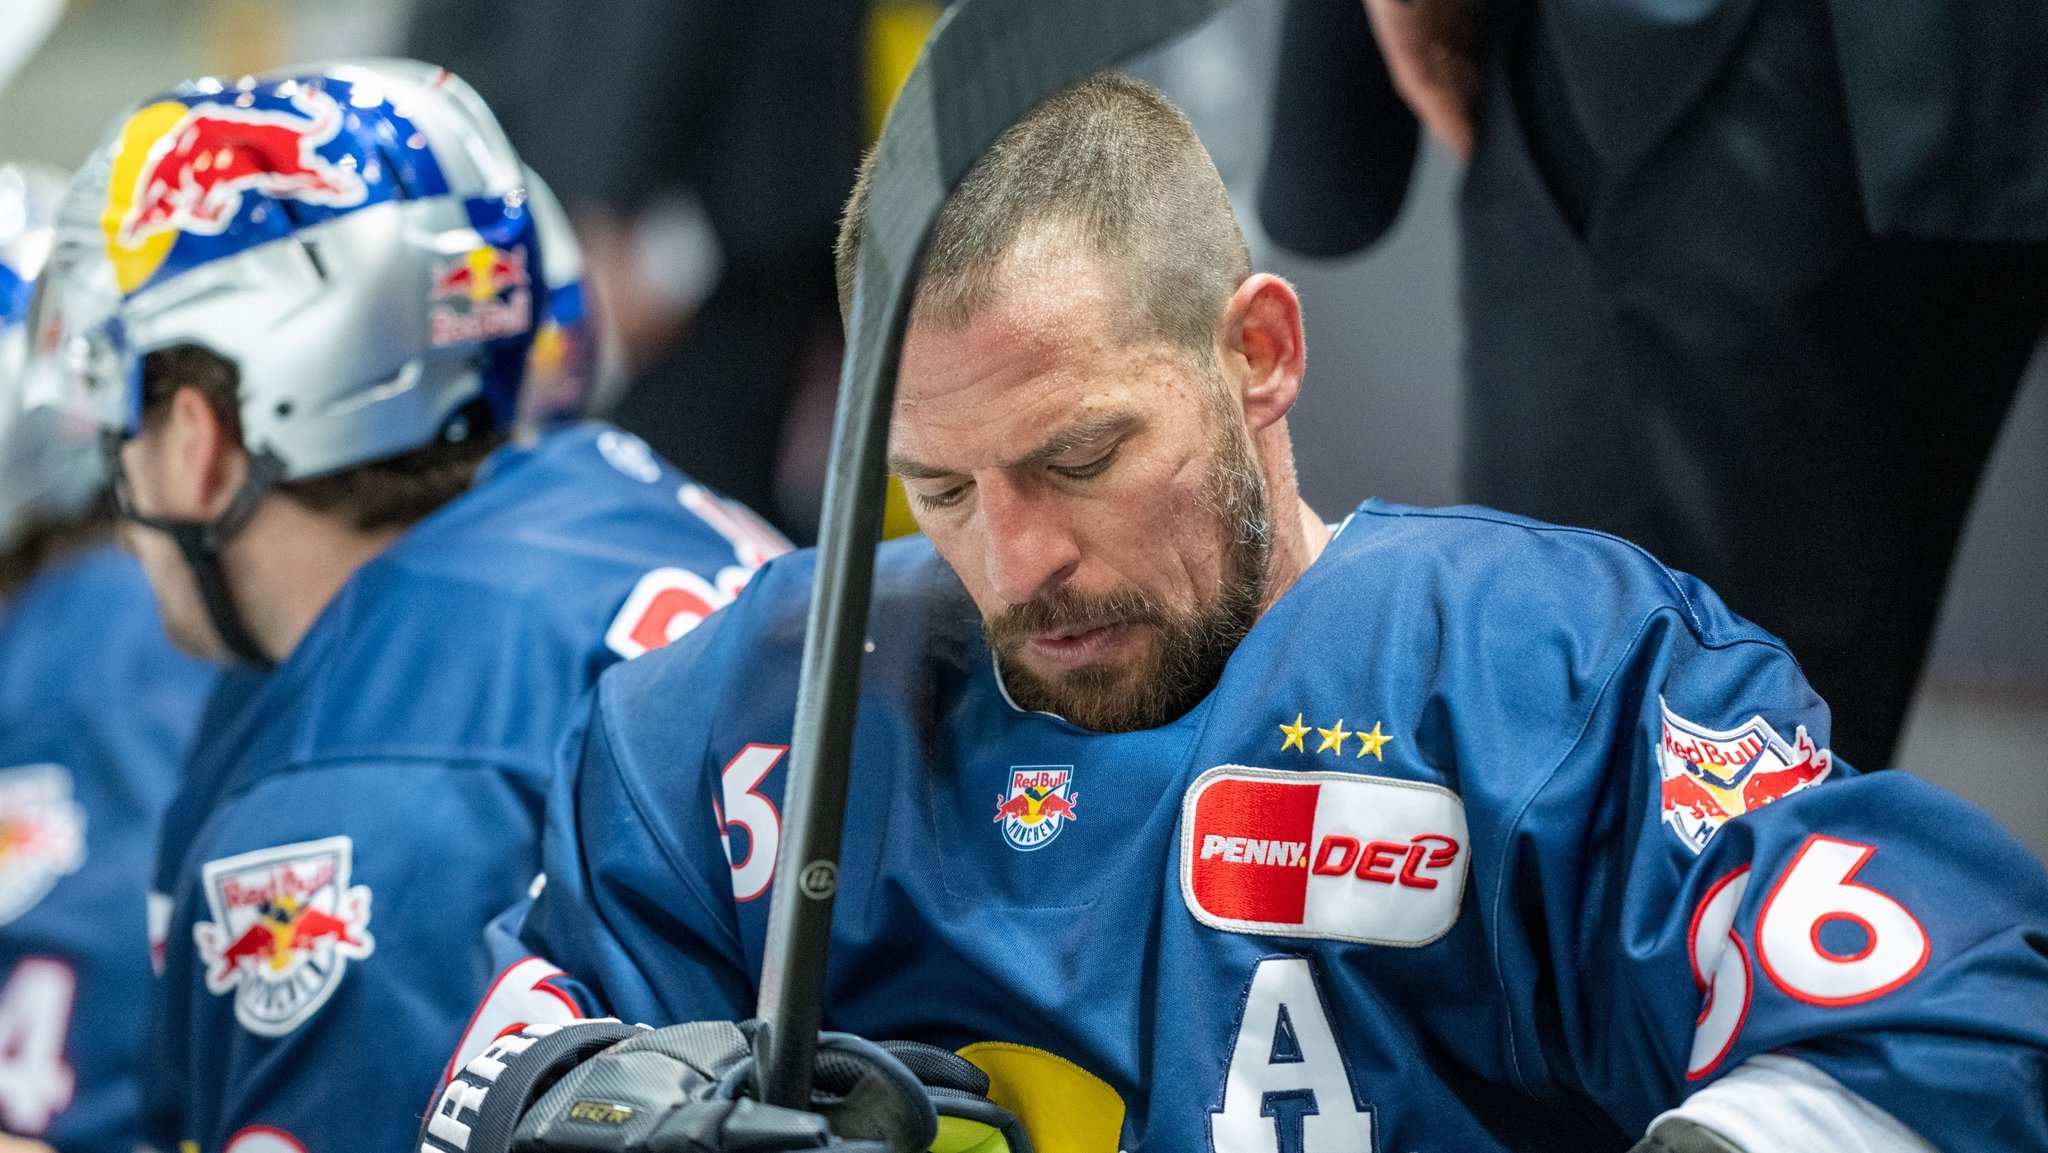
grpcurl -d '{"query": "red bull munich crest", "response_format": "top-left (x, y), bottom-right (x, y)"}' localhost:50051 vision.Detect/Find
top-left (994, 765), bottom-right (1079, 851)
top-left (1657, 697), bottom-right (1833, 853)
top-left (0, 764), bottom-right (86, 926)
top-left (193, 835), bottom-right (375, 1037)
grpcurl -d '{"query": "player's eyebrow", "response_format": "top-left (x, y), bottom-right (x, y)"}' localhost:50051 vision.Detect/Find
top-left (1005, 410), bottom-right (1140, 470)
top-left (890, 410), bottom-right (1141, 480)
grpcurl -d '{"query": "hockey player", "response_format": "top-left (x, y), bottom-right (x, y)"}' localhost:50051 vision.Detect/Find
top-left (0, 163), bottom-right (214, 1153)
top-left (38, 61), bottom-right (787, 1153)
top-left (432, 75), bottom-right (2048, 1153)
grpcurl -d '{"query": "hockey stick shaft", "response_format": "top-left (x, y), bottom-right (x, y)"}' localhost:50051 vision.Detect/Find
top-left (753, 0), bottom-right (1239, 1111)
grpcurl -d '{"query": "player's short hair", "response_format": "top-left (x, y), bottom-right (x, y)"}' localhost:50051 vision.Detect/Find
top-left (140, 345), bottom-right (499, 532)
top-left (835, 72), bottom-right (1252, 360)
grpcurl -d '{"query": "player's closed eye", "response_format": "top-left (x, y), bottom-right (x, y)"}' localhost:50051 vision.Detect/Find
top-left (1051, 445), bottom-right (1119, 481)
top-left (915, 481), bottom-right (973, 511)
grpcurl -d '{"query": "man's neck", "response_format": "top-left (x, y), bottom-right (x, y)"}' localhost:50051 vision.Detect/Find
top-left (224, 498), bottom-right (406, 663)
top-left (1253, 423), bottom-right (1330, 614)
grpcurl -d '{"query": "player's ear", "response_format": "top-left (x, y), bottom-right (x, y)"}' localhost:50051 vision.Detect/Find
top-left (1218, 273), bottom-right (1304, 433)
top-left (162, 384), bottom-right (249, 519)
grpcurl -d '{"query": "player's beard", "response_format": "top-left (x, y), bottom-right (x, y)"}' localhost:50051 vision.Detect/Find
top-left (988, 406), bottom-right (1272, 732)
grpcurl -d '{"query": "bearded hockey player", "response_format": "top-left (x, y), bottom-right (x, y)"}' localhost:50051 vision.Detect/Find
top-left (432, 76), bottom-right (2048, 1153)
top-left (36, 61), bottom-right (787, 1153)
top-left (0, 164), bottom-right (213, 1153)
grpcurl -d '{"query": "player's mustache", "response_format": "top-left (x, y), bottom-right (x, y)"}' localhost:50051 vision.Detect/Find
top-left (985, 585), bottom-right (1169, 650)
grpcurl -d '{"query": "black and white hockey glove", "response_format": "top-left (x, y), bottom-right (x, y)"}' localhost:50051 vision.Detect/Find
top-left (421, 1019), bottom-right (1033, 1153)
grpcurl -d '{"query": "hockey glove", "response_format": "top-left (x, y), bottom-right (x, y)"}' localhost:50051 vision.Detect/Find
top-left (422, 1020), bottom-right (1033, 1153)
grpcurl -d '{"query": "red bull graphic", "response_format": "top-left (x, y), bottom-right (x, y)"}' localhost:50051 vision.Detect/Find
top-left (0, 764), bottom-right (86, 926)
top-left (114, 89), bottom-right (364, 247)
top-left (1658, 698), bottom-right (1832, 853)
top-left (193, 835), bottom-right (375, 1037)
top-left (995, 766), bottom-right (1078, 850)
top-left (429, 244), bottom-right (532, 346)
top-left (1181, 767), bottom-right (1468, 946)
top-left (100, 89), bottom-right (370, 294)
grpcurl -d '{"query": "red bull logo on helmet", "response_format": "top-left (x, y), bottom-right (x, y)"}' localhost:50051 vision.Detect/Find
top-left (1181, 767), bottom-right (1467, 947)
top-left (429, 243), bottom-right (532, 347)
top-left (193, 835), bottom-right (375, 1037)
top-left (102, 89), bottom-right (368, 294)
top-left (994, 766), bottom-right (1078, 850)
top-left (1658, 698), bottom-right (1832, 853)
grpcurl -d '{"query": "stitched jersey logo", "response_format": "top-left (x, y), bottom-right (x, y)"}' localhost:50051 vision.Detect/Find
top-left (193, 835), bottom-right (374, 1036)
top-left (1658, 698), bottom-right (1832, 853)
top-left (0, 764), bottom-right (86, 926)
top-left (994, 765), bottom-right (1078, 851)
top-left (1181, 766), bottom-right (1468, 947)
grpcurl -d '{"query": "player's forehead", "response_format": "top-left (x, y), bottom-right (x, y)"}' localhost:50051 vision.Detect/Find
top-left (891, 250), bottom-right (1168, 469)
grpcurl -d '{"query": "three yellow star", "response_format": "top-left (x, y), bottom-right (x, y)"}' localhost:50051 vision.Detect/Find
top-left (1354, 721), bottom-right (1393, 761)
top-left (1316, 718), bottom-right (1352, 755)
top-left (1279, 713), bottom-right (1310, 753)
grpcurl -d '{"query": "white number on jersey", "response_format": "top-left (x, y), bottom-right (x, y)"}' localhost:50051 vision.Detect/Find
top-left (719, 744), bottom-right (786, 902)
top-left (440, 957), bottom-right (581, 1089)
top-left (1757, 836), bottom-right (1929, 1006)
top-left (1686, 868), bottom-right (1753, 1078)
top-left (1685, 836), bottom-right (1927, 1076)
top-left (1211, 956), bottom-right (1374, 1153)
top-left (0, 958), bottom-right (76, 1134)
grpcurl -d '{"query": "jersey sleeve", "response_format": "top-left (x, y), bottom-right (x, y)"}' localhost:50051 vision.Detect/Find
top-left (1498, 599), bottom-right (2048, 1152)
top-left (146, 759), bottom-right (548, 1153)
top-left (513, 563), bottom-right (787, 1031)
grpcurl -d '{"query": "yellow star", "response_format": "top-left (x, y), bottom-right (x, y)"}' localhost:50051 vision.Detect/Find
top-left (1354, 721), bottom-right (1393, 761)
top-left (1279, 713), bottom-right (1310, 753)
top-left (1316, 718), bottom-right (1351, 755)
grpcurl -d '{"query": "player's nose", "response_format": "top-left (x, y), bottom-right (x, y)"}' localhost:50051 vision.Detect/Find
top-left (978, 478), bottom-right (1080, 606)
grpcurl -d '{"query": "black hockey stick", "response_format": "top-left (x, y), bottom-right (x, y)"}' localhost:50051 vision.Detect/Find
top-left (753, 0), bottom-right (1238, 1112)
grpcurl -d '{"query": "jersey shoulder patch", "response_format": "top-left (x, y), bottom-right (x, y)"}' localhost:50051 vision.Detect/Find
top-left (1658, 697), bottom-right (1832, 853)
top-left (0, 764), bottom-right (86, 925)
top-left (192, 835), bottom-right (375, 1036)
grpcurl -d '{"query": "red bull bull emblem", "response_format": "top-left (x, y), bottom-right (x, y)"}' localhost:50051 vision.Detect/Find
top-left (1658, 698), bottom-right (1833, 853)
top-left (429, 244), bottom-right (532, 347)
top-left (0, 764), bottom-right (86, 926)
top-left (1181, 767), bottom-right (1468, 947)
top-left (193, 835), bottom-right (375, 1037)
top-left (102, 89), bottom-right (369, 293)
top-left (994, 766), bottom-right (1079, 850)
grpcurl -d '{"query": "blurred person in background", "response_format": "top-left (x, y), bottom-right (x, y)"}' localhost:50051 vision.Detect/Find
top-left (1260, 0), bottom-right (2048, 772)
top-left (0, 161), bottom-right (214, 1153)
top-left (407, 0), bottom-right (942, 541)
top-left (38, 60), bottom-right (785, 1153)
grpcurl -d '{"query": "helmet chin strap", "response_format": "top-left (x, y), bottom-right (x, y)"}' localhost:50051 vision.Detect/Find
top-left (107, 437), bottom-right (287, 671)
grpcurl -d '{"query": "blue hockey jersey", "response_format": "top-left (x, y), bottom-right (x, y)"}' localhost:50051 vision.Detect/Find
top-left (0, 545), bottom-right (213, 1153)
top-left (497, 501), bottom-right (2048, 1153)
top-left (143, 424), bottom-right (786, 1153)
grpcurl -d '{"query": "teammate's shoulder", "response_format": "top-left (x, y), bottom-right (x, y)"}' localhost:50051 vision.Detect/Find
top-left (595, 536), bottom-right (952, 725)
top-left (0, 543), bottom-right (211, 710)
top-left (1329, 500), bottom-right (1763, 647)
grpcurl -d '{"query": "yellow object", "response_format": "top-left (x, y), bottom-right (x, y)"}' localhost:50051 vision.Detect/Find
top-left (1315, 718), bottom-right (1352, 755)
top-left (930, 1115), bottom-right (1012, 1153)
top-left (958, 1042), bottom-right (1124, 1153)
top-left (102, 101), bottom-right (191, 293)
top-left (865, 0), bottom-right (944, 141)
top-left (864, 0), bottom-right (941, 542)
top-left (1279, 713), bottom-right (1310, 753)
top-left (1354, 721), bottom-right (1394, 761)
top-left (883, 474), bottom-right (921, 539)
